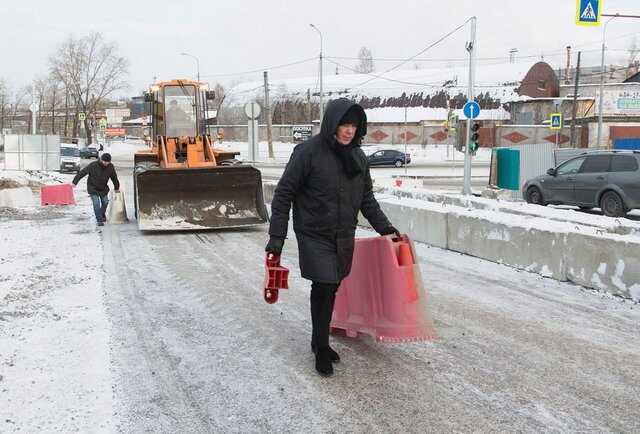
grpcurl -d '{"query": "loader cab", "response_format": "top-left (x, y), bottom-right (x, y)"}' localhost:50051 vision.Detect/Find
top-left (145, 81), bottom-right (215, 139)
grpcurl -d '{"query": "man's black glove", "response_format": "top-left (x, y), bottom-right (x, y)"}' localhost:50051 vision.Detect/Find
top-left (380, 226), bottom-right (401, 237)
top-left (265, 237), bottom-right (285, 255)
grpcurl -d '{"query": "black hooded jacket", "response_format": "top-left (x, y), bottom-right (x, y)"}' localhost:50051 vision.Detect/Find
top-left (72, 160), bottom-right (120, 196)
top-left (269, 98), bottom-right (391, 283)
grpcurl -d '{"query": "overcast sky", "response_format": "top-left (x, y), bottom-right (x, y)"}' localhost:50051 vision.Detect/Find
top-left (1, 0), bottom-right (638, 96)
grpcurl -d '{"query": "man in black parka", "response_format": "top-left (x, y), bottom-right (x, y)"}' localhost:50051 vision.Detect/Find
top-left (72, 153), bottom-right (120, 227)
top-left (266, 98), bottom-right (399, 377)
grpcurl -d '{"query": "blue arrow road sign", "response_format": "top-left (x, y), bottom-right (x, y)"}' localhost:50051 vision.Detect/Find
top-left (463, 101), bottom-right (481, 119)
top-left (576, 0), bottom-right (601, 27)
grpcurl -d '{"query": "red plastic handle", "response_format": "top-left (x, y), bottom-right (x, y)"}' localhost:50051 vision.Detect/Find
top-left (263, 253), bottom-right (289, 304)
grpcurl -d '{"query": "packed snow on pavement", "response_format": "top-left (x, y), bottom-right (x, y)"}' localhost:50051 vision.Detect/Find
top-left (0, 171), bottom-right (112, 432)
top-left (1, 147), bottom-right (639, 432)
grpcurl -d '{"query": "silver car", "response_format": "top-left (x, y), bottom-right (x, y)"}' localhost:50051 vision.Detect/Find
top-left (522, 151), bottom-right (640, 217)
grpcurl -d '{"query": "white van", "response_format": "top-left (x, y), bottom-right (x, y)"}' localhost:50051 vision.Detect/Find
top-left (60, 145), bottom-right (81, 173)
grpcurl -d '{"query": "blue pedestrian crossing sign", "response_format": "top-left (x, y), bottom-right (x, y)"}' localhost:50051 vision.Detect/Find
top-left (463, 101), bottom-right (481, 120)
top-left (576, 0), bottom-right (601, 27)
top-left (550, 113), bottom-right (563, 130)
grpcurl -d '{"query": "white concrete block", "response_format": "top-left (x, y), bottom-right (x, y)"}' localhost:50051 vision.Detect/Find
top-left (0, 187), bottom-right (35, 208)
top-left (446, 211), bottom-right (568, 281)
top-left (565, 233), bottom-right (640, 299)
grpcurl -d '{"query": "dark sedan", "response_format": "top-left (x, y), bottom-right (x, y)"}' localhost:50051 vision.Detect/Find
top-left (80, 146), bottom-right (99, 159)
top-left (522, 151), bottom-right (640, 217)
top-left (367, 149), bottom-right (411, 167)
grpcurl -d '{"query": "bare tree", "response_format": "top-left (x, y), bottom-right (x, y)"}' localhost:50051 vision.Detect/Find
top-left (50, 32), bottom-right (129, 143)
top-left (32, 77), bottom-right (48, 133)
top-left (48, 79), bottom-right (61, 134)
top-left (211, 83), bottom-right (226, 115)
top-left (9, 87), bottom-right (28, 131)
top-left (0, 79), bottom-right (8, 132)
top-left (355, 47), bottom-right (375, 74)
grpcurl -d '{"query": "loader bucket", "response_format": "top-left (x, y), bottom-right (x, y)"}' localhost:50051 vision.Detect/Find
top-left (134, 165), bottom-right (268, 231)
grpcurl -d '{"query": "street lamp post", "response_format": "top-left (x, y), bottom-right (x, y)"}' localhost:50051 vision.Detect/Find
top-left (309, 24), bottom-right (324, 122)
top-left (181, 52), bottom-right (201, 83)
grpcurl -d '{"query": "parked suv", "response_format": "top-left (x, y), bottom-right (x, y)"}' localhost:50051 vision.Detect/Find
top-left (59, 145), bottom-right (81, 173)
top-left (367, 149), bottom-right (411, 167)
top-left (522, 151), bottom-right (640, 217)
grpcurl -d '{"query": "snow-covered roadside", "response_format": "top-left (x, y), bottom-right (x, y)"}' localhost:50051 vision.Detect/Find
top-left (213, 140), bottom-right (492, 164)
top-left (379, 187), bottom-right (640, 235)
top-left (0, 171), bottom-right (112, 432)
top-left (99, 137), bottom-right (492, 168)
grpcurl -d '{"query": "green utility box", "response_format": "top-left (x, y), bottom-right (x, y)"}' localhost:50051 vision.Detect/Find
top-left (496, 148), bottom-right (520, 191)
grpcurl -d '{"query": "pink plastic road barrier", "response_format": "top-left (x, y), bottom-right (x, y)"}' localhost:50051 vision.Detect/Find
top-left (263, 253), bottom-right (290, 304)
top-left (40, 184), bottom-right (76, 206)
top-left (331, 234), bottom-right (437, 342)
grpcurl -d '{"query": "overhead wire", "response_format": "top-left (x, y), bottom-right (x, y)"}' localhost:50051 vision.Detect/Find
top-left (197, 57), bottom-right (317, 78)
top-left (347, 18), bottom-right (473, 91)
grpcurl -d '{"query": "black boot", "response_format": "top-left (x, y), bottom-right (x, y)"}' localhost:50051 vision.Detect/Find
top-left (311, 343), bottom-right (340, 363)
top-left (315, 347), bottom-right (334, 377)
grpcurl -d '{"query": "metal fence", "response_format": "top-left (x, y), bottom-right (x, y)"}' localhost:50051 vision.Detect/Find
top-left (1, 135), bottom-right (60, 171)
top-left (553, 147), bottom-right (607, 166)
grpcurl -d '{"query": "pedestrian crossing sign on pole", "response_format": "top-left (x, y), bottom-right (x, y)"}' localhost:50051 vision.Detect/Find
top-left (576, 0), bottom-right (601, 26)
top-left (550, 113), bottom-right (563, 130)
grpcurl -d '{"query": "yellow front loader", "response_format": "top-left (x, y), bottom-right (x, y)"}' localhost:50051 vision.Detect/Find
top-left (133, 79), bottom-right (268, 231)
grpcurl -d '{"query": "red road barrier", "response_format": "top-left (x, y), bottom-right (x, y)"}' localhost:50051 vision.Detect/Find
top-left (40, 184), bottom-right (76, 206)
top-left (331, 235), bottom-right (437, 342)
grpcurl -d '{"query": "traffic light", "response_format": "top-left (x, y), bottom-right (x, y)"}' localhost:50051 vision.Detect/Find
top-left (469, 122), bottom-right (480, 154)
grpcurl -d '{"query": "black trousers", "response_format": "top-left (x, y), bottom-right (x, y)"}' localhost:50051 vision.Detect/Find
top-left (310, 281), bottom-right (340, 349)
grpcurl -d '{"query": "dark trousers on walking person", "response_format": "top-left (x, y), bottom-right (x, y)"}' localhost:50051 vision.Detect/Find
top-left (310, 282), bottom-right (340, 351)
top-left (90, 194), bottom-right (109, 223)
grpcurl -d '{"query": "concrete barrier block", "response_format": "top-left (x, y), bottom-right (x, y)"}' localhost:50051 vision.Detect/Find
top-left (375, 198), bottom-right (448, 249)
top-left (446, 211), bottom-right (568, 281)
top-left (266, 181), bottom-right (640, 300)
top-left (565, 233), bottom-right (640, 300)
top-left (0, 187), bottom-right (35, 208)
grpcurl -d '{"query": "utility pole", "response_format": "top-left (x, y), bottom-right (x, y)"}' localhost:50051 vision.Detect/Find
top-left (310, 24), bottom-right (324, 122)
top-left (463, 16), bottom-right (477, 196)
top-left (264, 71), bottom-right (273, 159)
top-left (63, 90), bottom-right (69, 138)
top-left (306, 88), bottom-right (312, 124)
top-left (30, 84), bottom-right (37, 135)
top-left (51, 84), bottom-right (57, 134)
top-left (404, 104), bottom-right (408, 175)
top-left (570, 51), bottom-right (582, 148)
top-left (565, 46), bottom-right (572, 84)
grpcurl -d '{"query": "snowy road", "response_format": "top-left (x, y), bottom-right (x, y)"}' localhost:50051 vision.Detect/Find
top-left (102, 166), bottom-right (639, 432)
top-left (1, 164), bottom-right (639, 433)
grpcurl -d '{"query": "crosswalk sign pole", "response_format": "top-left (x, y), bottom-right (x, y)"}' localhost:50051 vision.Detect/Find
top-left (463, 17), bottom-right (477, 196)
